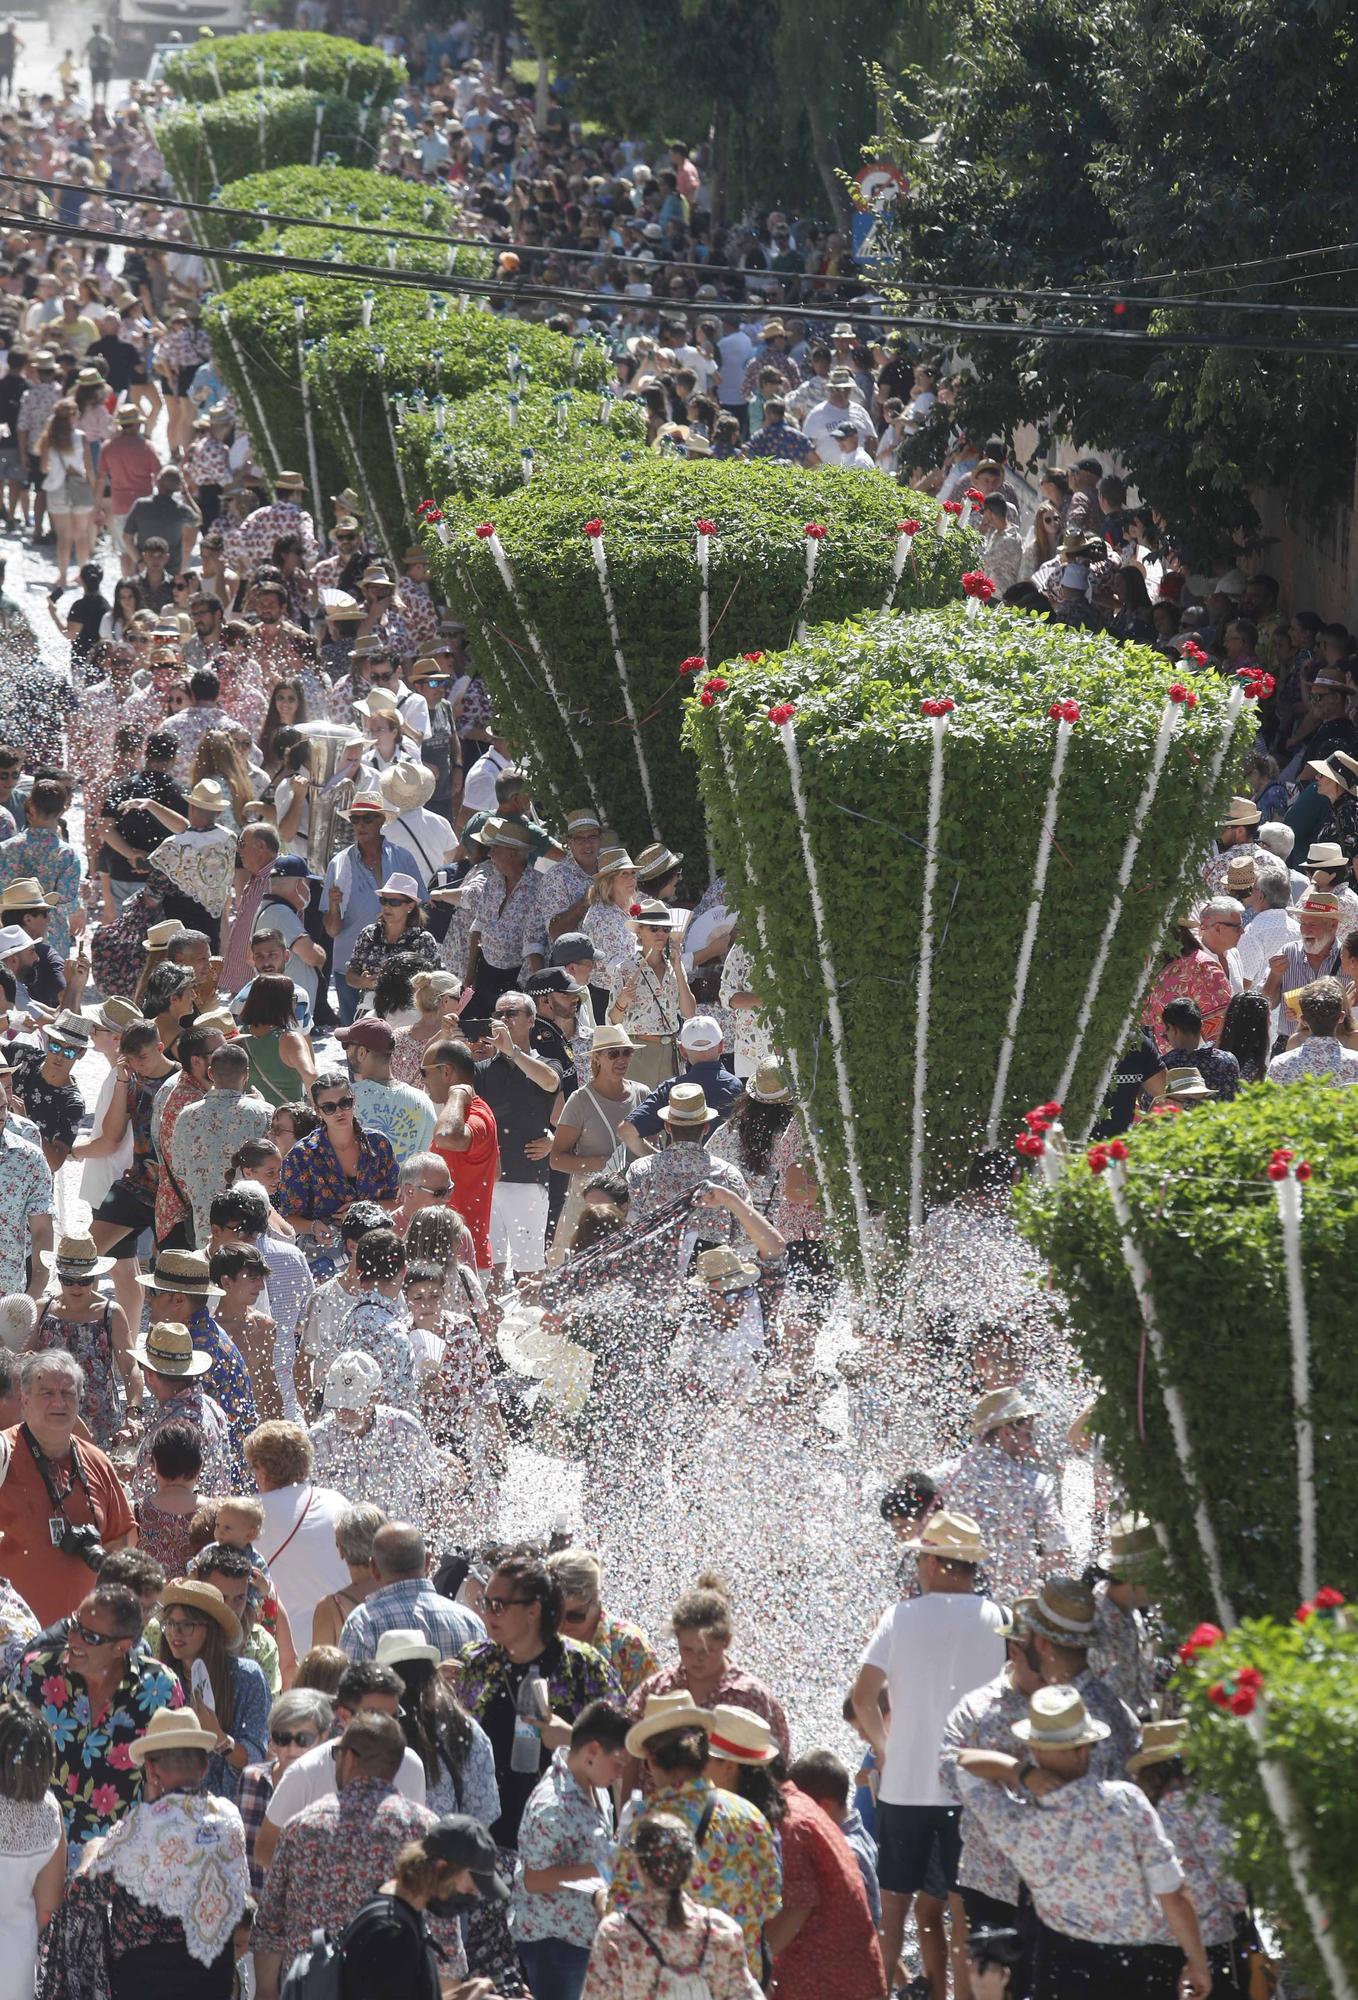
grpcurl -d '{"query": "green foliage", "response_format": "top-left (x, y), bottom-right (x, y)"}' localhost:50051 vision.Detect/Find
top-left (685, 607), bottom-right (1241, 1248)
top-left (400, 383), bottom-right (648, 513)
top-left (163, 31), bottom-right (403, 105)
top-left (158, 87), bottom-right (368, 207)
top-left (309, 315), bottom-right (609, 555)
top-left (1017, 1087), bottom-right (1358, 1627)
top-left (266, 225), bottom-right (489, 283)
top-left (208, 166), bottom-right (458, 254)
top-left (431, 468), bottom-right (966, 879)
top-left (1178, 1609), bottom-right (1358, 1998)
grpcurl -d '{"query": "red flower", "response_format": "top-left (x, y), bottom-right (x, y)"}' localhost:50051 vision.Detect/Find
top-left (1206, 1682), bottom-right (1231, 1709)
top-left (678, 655), bottom-right (704, 676)
top-left (965, 486), bottom-right (985, 505)
top-left (1178, 1622), bottom-right (1223, 1663)
top-left (474, 522), bottom-right (495, 539)
top-left (897, 519), bottom-right (921, 536)
top-left (742, 651), bottom-right (765, 664)
top-left (703, 676), bottom-right (728, 694)
top-left (415, 498), bottom-right (442, 521)
top-left (582, 517), bottom-right (604, 537)
top-left (1108, 1139), bottom-right (1128, 1162)
top-left (1022, 1109), bottom-right (1051, 1132)
top-left (698, 691), bottom-right (714, 707)
top-left (1185, 691), bottom-right (1198, 708)
top-left (961, 570), bottom-right (995, 600)
top-left (1168, 682), bottom-right (1189, 702)
top-left (919, 695), bottom-right (956, 718)
top-left (1038, 1101), bottom-right (1062, 1117)
top-left (1014, 1133), bottom-right (1045, 1158)
top-left (695, 518), bottom-right (716, 536)
top-left (1266, 1160), bottom-right (1288, 1182)
top-left (1271, 1148), bottom-right (1294, 1164)
top-left (1229, 1688), bottom-right (1258, 1716)
top-left (1087, 1146), bottom-right (1110, 1174)
top-left (1235, 1666), bottom-right (1265, 1690)
top-left (628, 903), bottom-right (642, 917)
top-left (1296, 1161), bottom-right (1312, 1182)
top-left (803, 522), bottom-right (827, 540)
top-left (767, 702), bottom-right (797, 725)
top-left (1181, 642), bottom-right (1208, 667)
top-left (941, 500), bottom-right (963, 516)
top-left (1047, 698), bottom-right (1081, 723)
top-left (1315, 1587), bottom-right (1345, 1610)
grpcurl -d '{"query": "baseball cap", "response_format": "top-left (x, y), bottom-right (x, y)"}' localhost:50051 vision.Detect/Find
top-left (336, 1019), bottom-right (396, 1055)
top-left (270, 855), bottom-right (309, 878)
top-left (679, 1013), bottom-right (723, 1054)
top-left (525, 966), bottom-right (585, 999)
top-left (548, 931), bottom-right (595, 967)
top-left (423, 1816), bottom-right (509, 1901)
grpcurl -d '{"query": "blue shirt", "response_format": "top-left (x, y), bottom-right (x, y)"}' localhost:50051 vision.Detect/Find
top-left (322, 836), bottom-right (426, 981)
top-left (338, 1576), bottom-right (485, 1662)
top-left (188, 1304), bottom-right (259, 1486)
top-left (630, 1057), bottom-right (745, 1139)
top-left (276, 1121), bottom-right (399, 1223)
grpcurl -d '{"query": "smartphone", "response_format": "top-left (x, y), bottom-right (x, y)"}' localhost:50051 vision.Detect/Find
top-left (460, 1018), bottom-right (492, 1040)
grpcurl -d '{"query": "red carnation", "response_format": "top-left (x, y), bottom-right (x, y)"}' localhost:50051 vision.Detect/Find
top-left (1108, 1139), bottom-right (1128, 1162)
top-left (742, 651), bottom-right (765, 664)
top-left (1229, 1688), bottom-right (1258, 1716)
top-left (1022, 1110), bottom-right (1051, 1132)
top-left (803, 522), bottom-right (827, 540)
top-left (628, 903), bottom-right (642, 917)
top-left (1168, 682), bottom-right (1189, 702)
top-left (678, 655), bottom-right (704, 676)
top-left (767, 702), bottom-right (797, 725)
top-left (703, 676), bottom-right (728, 694)
top-left (1259, 672), bottom-right (1276, 697)
top-left (897, 519), bottom-right (921, 536)
top-left (1235, 1666), bottom-right (1264, 1690)
top-left (1296, 1161), bottom-right (1312, 1182)
top-left (474, 522), bottom-right (495, 539)
top-left (1266, 1160), bottom-right (1288, 1182)
top-left (1185, 691), bottom-right (1198, 708)
top-left (965, 486), bottom-right (985, 505)
top-left (695, 518), bottom-right (716, 536)
top-left (698, 691), bottom-right (714, 707)
top-left (961, 571), bottom-right (995, 600)
top-left (1181, 642), bottom-right (1208, 666)
top-left (1270, 1149), bottom-right (1293, 1164)
top-left (1206, 1682), bottom-right (1231, 1709)
top-left (941, 500), bottom-right (963, 515)
top-left (1039, 1101), bottom-right (1062, 1117)
top-left (1178, 1622), bottom-right (1223, 1664)
top-left (1087, 1146), bottom-right (1110, 1174)
top-left (1315, 1587), bottom-right (1345, 1610)
top-left (582, 518), bottom-right (604, 537)
top-left (920, 695), bottom-right (956, 718)
top-left (1014, 1133), bottom-right (1044, 1158)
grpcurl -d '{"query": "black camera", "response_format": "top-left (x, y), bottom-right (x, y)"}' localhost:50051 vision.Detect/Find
top-left (54, 1521), bottom-right (106, 1570)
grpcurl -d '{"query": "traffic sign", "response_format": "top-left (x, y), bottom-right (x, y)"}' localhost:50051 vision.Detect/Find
top-left (854, 161), bottom-right (909, 206)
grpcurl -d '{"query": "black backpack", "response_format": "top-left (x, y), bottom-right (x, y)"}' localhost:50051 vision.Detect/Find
top-left (279, 1894), bottom-right (432, 2000)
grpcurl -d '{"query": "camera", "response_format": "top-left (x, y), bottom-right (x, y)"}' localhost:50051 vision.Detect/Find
top-left (52, 1521), bottom-right (106, 1570)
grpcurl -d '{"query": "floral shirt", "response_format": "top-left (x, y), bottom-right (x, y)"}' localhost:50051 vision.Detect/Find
top-left (0, 826), bottom-right (82, 957)
top-left (15, 1641), bottom-right (185, 1852)
top-left (609, 952), bottom-right (684, 1040)
top-left (132, 1379), bottom-right (234, 1500)
top-left (465, 865), bottom-right (546, 972)
top-left (932, 1440), bottom-right (1070, 1605)
top-left (1141, 949), bottom-right (1234, 1044)
top-left (1089, 1586), bottom-right (1156, 1716)
top-left (147, 825), bottom-right (238, 920)
top-left (1147, 1789), bottom-right (1243, 1947)
top-left (581, 902), bottom-right (635, 984)
top-left (180, 434), bottom-right (231, 497)
top-left (185, 1305), bottom-right (259, 1483)
top-left (224, 499), bottom-right (319, 571)
top-left (513, 1746), bottom-right (613, 1947)
top-left (345, 919), bottom-right (441, 985)
top-left (0, 1125), bottom-right (52, 1293)
top-left (308, 1403), bottom-right (446, 1519)
top-left (591, 1613), bottom-right (660, 1700)
top-left (958, 1770), bottom-right (1183, 1945)
top-left (277, 1121), bottom-right (399, 1222)
top-left (537, 856), bottom-right (592, 937)
top-left (624, 1146), bottom-right (748, 1241)
top-left (610, 1776), bottom-right (780, 1979)
top-left (335, 1287), bottom-right (419, 1409)
top-left (1267, 1035), bottom-right (1358, 1085)
top-left (939, 1670), bottom-right (1029, 1904)
top-left (452, 1635), bottom-right (621, 1847)
top-left (583, 1901), bottom-right (760, 2000)
top-left (0, 1572), bottom-right (39, 1687)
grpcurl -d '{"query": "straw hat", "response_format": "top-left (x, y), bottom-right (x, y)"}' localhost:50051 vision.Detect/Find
top-left (127, 1707), bottom-right (219, 1766)
top-left (1163, 1066), bottom-right (1215, 1103)
top-left (1304, 754), bottom-right (1358, 793)
top-left (0, 876), bottom-right (60, 912)
top-left (158, 1578), bottom-right (242, 1649)
top-left (0, 1295), bottom-right (37, 1353)
top-left (1302, 841), bottom-right (1347, 872)
top-left (42, 1231), bottom-right (115, 1280)
top-left (635, 841), bottom-right (683, 882)
top-left (1218, 795), bottom-right (1262, 828)
top-left (483, 816), bottom-right (533, 853)
top-left (94, 996), bottom-right (144, 1033)
top-left (273, 470), bottom-right (306, 492)
top-left (138, 1249), bottom-right (222, 1301)
top-left (379, 762), bottom-right (436, 813)
top-left (564, 807), bottom-right (602, 836)
top-left (1288, 891), bottom-right (1342, 921)
top-left (330, 487), bottom-right (365, 516)
top-left (624, 1690), bottom-right (716, 1758)
top-left (1013, 1575), bottom-right (1097, 1646)
top-left (706, 1704), bottom-right (778, 1765)
top-left (374, 1626), bottom-right (440, 1669)
top-left (901, 1510), bottom-right (987, 1563)
top-left (145, 918), bottom-right (185, 949)
top-left (192, 1007), bottom-right (238, 1038)
top-left (595, 846), bottom-right (635, 876)
top-left (745, 1059), bottom-right (791, 1105)
top-left (346, 788), bottom-right (388, 819)
top-left (694, 1245), bottom-right (759, 1294)
top-left (130, 1318), bottom-right (210, 1378)
top-left (186, 779), bottom-right (228, 815)
top-left (1105, 1511), bottom-right (1157, 1575)
top-left (1012, 1686), bottom-right (1110, 1751)
top-left (1127, 1718), bottom-right (1188, 1776)
top-left (589, 1024), bottom-right (635, 1052)
top-left (971, 1384), bottom-right (1038, 1438)
top-left (626, 897), bottom-right (684, 931)
top-left (43, 1010), bottom-right (92, 1049)
top-left (1223, 854), bottom-right (1258, 893)
top-left (354, 687), bottom-right (402, 721)
top-left (657, 1083), bottom-right (718, 1127)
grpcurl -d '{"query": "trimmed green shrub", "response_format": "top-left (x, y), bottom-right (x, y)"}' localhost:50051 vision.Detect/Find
top-left (684, 607), bottom-right (1243, 1245)
top-left (159, 87), bottom-right (368, 207)
top-left (309, 315), bottom-right (610, 556)
top-left (1017, 1086), bottom-right (1358, 1626)
top-left (429, 468), bottom-right (970, 869)
top-left (399, 382), bottom-right (647, 512)
top-left (208, 166), bottom-right (458, 254)
top-left (1177, 1607), bottom-right (1358, 1998)
top-left (266, 223), bottom-right (488, 282)
top-left (163, 31), bottom-right (403, 106)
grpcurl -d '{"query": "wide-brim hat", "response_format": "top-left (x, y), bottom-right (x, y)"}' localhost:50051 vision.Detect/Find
top-left (330, 487), bottom-right (365, 515)
top-left (186, 779), bottom-right (228, 814)
top-left (1105, 1510), bottom-right (1158, 1575)
top-left (1223, 857), bottom-right (1258, 891)
top-left (273, 470), bottom-right (306, 491)
top-left (145, 918), bottom-right (186, 949)
top-left (115, 406), bottom-right (144, 426)
top-left (1128, 1719), bottom-right (1188, 1775)
top-left (42, 1231), bottom-right (116, 1279)
top-left (1303, 842), bottom-right (1347, 871)
top-left (354, 688), bottom-right (402, 721)
top-left (0, 923), bottom-right (33, 960)
top-left (706, 1703), bottom-right (778, 1764)
top-left (1289, 891), bottom-right (1343, 920)
top-left (360, 564), bottom-right (395, 590)
top-left (1014, 1575), bottom-right (1097, 1646)
top-left (972, 1384), bottom-right (1038, 1438)
top-left (1219, 794), bottom-right (1263, 827)
top-left (483, 816), bottom-right (533, 853)
top-left (157, 1579), bottom-right (242, 1649)
top-left (746, 1059), bottom-right (791, 1105)
top-left (324, 1348), bottom-right (384, 1410)
top-left (1305, 755), bottom-right (1358, 793)
top-left (595, 847), bottom-right (636, 876)
top-left (379, 762), bottom-right (436, 812)
top-left (1163, 1066), bottom-right (1216, 1102)
top-left (625, 1690), bottom-right (716, 1758)
top-left (1, 876), bottom-right (61, 912)
top-left (902, 1509), bottom-right (988, 1564)
top-left (127, 1706), bottom-right (219, 1766)
top-left (1013, 1686), bottom-right (1110, 1751)
top-left (590, 1023), bottom-right (635, 1052)
top-left (626, 897), bottom-right (684, 931)
top-left (131, 1317), bottom-right (212, 1377)
top-left (346, 789), bottom-right (388, 819)
top-left (634, 841), bottom-right (683, 882)
top-left (374, 1626), bottom-right (440, 1669)
top-left (44, 1010), bottom-right (93, 1049)
top-left (138, 1249), bottom-right (222, 1301)
top-left (694, 1245), bottom-right (759, 1294)
top-left (658, 1082), bottom-right (718, 1127)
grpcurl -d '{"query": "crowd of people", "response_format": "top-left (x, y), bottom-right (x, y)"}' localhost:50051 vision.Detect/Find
top-left (0, 13), bottom-right (1339, 2000)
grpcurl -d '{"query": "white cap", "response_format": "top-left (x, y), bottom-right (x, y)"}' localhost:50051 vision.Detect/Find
top-left (323, 1349), bottom-right (383, 1410)
top-left (679, 1012), bottom-right (723, 1053)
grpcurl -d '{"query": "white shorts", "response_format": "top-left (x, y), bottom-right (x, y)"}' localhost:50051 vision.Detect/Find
top-left (490, 1181), bottom-right (549, 1275)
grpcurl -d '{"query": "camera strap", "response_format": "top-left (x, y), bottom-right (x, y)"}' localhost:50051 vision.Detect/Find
top-left (20, 1423), bottom-right (93, 1523)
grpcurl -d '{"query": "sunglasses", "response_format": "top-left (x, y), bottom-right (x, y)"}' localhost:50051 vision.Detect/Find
top-left (48, 1041), bottom-right (81, 1059)
top-left (126, 634), bottom-right (150, 644)
top-left (161, 1614), bottom-right (209, 1636)
top-left (271, 1728), bottom-right (319, 1749)
top-left (72, 1621), bottom-right (120, 1646)
top-left (483, 1595), bottom-right (533, 1614)
top-left (379, 895), bottom-right (413, 907)
top-left (600, 1050), bottom-right (631, 1061)
top-left (318, 1093), bottom-right (356, 1113)
top-left (496, 1006), bottom-right (528, 1018)
top-left (558, 1603), bottom-right (597, 1626)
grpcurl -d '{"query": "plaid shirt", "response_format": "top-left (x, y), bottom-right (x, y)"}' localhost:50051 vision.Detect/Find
top-left (338, 1575), bottom-right (484, 1662)
top-left (238, 1759), bottom-right (275, 1891)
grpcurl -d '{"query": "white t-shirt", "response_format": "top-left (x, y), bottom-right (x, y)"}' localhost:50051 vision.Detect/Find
top-left (463, 747), bottom-right (510, 816)
top-left (264, 1733), bottom-right (426, 1827)
top-left (252, 900), bottom-right (318, 1015)
top-left (256, 1480), bottom-right (352, 1652)
top-left (862, 1593), bottom-right (1007, 1805)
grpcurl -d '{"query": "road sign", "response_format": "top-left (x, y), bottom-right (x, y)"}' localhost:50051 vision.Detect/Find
top-left (854, 161), bottom-right (909, 206)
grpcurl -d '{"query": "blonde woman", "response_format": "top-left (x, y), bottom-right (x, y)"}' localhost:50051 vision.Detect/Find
top-left (549, 1024), bottom-right (647, 1249)
top-left (391, 967), bottom-right (462, 1085)
top-left (37, 396), bottom-right (97, 587)
top-left (191, 728), bottom-right (255, 832)
top-left (606, 896), bottom-right (695, 1088)
top-left (581, 847), bottom-right (638, 1013)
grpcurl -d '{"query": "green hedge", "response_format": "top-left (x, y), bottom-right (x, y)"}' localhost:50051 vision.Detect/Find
top-left (1178, 1608), bottom-right (1358, 1997)
top-left (159, 87), bottom-right (370, 207)
top-left (430, 468), bottom-right (970, 868)
top-left (309, 315), bottom-right (611, 556)
top-left (399, 382), bottom-right (647, 512)
top-left (684, 607), bottom-right (1243, 1245)
top-left (267, 223), bottom-right (488, 282)
top-left (163, 31), bottom-right (403, 105)
top-left (1017, 1086), bottom-right (1358, 1626)
top-left (208, 165), bottom-right (458, 255)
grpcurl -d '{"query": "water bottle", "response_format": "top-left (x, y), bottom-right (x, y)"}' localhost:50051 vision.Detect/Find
top-left (615, 1787), bottom-right (644, 1850)
top-left (511, 1665), bottom-right (547, 1774)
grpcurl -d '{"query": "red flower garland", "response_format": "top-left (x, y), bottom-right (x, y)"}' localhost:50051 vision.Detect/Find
top-left (961, 571), bottom-right (996, 601)
top-left (582, 518), bottom-right (604, 537)
top-left (695, 518), bottom-right (716, 536)
top-left (897, 519), bottom-right (921, 536)
top-left (920, 696), bottom-right (955, 718)
top-left (767, 702), bottom-right (797, 725)
top-left (742, 651), bottom-right (765, 663)
top-left (1266, 1146), bottom-right (1310, 1182)
top-left (803, 523), bottom-right (827, 541)
top-left (474, 522), bottom-right (495, 539)
top-left (1048, 699), bottom-right (1081, 723)
top-left (1014, 1133), bottom-right (1045, 1158)
top-left (941, 500), bottom-right (963, 516)
top-left (1108, 1139), bottom-right (1128, 1162)
top-left (678, 655), bottom-right (704, 676)
top-left (1087, 1145), bottom-right (1110, 1174)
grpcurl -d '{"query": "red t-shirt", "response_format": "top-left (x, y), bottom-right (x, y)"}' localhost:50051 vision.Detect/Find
top-left (100, 434), bottom-right (162, 516)
top-left (0, 1425), bottom-right (135, 1625)
top-left (434, 1092), bottom-right (498, 1270)
top-left (773, 1784), bottom-right (886, 2000)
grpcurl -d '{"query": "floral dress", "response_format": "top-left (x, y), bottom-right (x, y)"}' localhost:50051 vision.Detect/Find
top-left (31, 1300), bottom-right (124, 1447)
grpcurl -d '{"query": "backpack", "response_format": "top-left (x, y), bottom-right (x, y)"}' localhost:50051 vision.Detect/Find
top-left (280, 1896), bottom-right (431, 2000)
top-left (623, 1910), bottom-right (716, 2000)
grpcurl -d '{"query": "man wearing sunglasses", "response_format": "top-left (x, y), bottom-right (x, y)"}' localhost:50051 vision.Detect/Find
top-left (9, 1008), bottom-right (89, 1173)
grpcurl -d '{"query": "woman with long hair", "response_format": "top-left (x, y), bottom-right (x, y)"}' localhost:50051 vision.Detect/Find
top-left (155, 1579), bottom-right (269, 1800)
top-left (381, 1637), bottom-right (500, 1823)
top-left (345, 873), bottom-right (439, 993)
top-left (0, 1701), bottom-right (65, 2000)
top-left (1216, 990), bottom-right (1272, 1084)
top-left (259, 678), bottom-right (308, 769)
top-left (37, 394), bottom-right (96, 586)
top-left (1020, 500), bottom-right (1060, 581)
top-left (99, 575), bottom-right (146, 643)
top-left (267, 731), bottom-right (315, 857)
top-left (239, 972), bottom-right (316, 1106)
top-left (605, 897), bottom-right (695, 1090)
top-left (190, 728), bottom-right (255, 832)
top-left (711, 1060), bottom-right (794, 1210)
